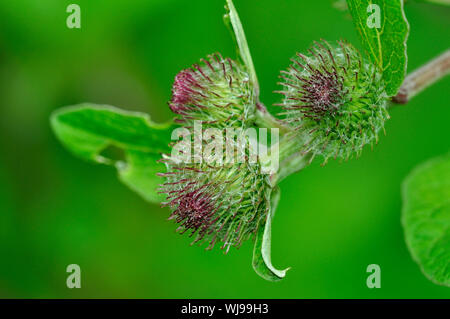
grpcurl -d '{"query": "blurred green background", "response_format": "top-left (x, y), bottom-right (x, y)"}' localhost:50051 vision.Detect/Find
top-left (0, 0), bottom-right (449, 298)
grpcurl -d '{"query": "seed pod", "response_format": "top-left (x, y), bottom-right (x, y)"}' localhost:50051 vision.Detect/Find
top-left (158, 136), bottom-right (270, 253)
top-left (169, 53), bottom-right (255, 128)
top-left (277, 40), bottom-right (389, 163)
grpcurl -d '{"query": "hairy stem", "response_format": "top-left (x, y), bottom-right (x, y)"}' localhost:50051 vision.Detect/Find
top-left (254, 102), bottom-right (292, 135)
top-left (275, 150), bottom-right (312, 185)
top-left (275, 134), bottom-right (313, 184)
top-left (260, 134), bottom-right (312, 186)
top-left (393, 49), bottom-right (450, 104)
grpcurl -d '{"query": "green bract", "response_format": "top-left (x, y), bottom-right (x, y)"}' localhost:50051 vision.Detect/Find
top-left (278, 40), bottom-right (390, 163)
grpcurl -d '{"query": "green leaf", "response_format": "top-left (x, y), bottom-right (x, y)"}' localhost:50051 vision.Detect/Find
top-left (402, 153), bottom-right (450, 287)
top-left (224, 0), bottom-right (260, 97)
top-left (50, 104), bottom-right (175, 203)
top-left (346, 0), bottom-right (410, 96)
top-left (252, 187), bottom-right (290, 281)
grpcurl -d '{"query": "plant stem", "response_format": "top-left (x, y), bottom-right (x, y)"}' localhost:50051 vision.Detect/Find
top-left (275, 150), bottom-right (312, 185)
top-left (392, 49), bottom-right (450, 104)
top-left (275, 134), bottom-right (313, 184)
top-left (254, 102), bottom-right (293, 135)
top-left (260, 133), bottom-right (312, 186)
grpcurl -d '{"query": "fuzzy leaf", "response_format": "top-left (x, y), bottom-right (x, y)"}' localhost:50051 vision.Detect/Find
top-left (346, 0), bottom-right (410, 96)
top-left (50, 104), bottom-right (175, 203)
top-left (402, 153), bottom-right (450, 287)
top-left (252, 187), bottom-right (290, 281)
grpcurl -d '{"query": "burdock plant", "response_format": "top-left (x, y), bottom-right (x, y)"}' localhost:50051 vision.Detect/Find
top-left (50, 0), bottom-right (450, 284)
top-left (277, 40), bottom-right (389, 163)
top-left (169, 53), bottom-right (256, 128)
top-left (159, 155), bottom-right (270, 253)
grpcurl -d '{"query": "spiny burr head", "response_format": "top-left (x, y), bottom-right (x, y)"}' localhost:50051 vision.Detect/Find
top-left (277, 40), bottom-right (389, 163)
top-left (169, 53), bottom-right (255, 128)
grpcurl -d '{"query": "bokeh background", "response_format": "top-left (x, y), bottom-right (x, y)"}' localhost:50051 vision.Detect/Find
top-left (0, 0), bottom-right (449, 298)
